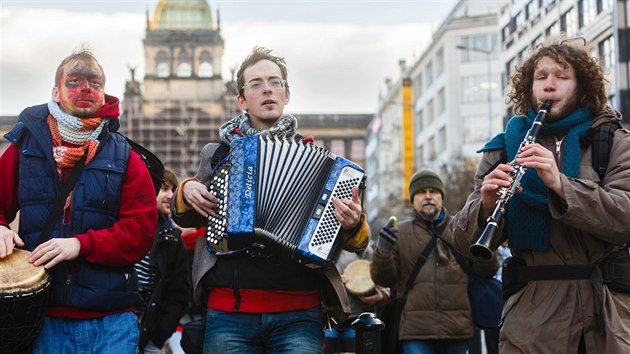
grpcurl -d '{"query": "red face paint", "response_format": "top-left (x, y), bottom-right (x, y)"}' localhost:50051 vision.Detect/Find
top-left (54, 60), bottom-right (105, 118)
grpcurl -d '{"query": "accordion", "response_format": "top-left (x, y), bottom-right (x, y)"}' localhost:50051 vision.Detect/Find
top-left (205, 135), bottom-right (366, 268)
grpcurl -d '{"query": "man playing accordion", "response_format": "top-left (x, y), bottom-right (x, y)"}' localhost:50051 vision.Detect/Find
top-left (171, 46), bottom-right (369, 354)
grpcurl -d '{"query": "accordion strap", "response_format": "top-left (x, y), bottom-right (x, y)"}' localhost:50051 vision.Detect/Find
top-left (211, 141), bottom-right (230, 167)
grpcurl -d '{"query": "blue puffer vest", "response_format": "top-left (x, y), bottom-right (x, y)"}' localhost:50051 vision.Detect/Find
top-left (4, 103), bottom-right (139, 312)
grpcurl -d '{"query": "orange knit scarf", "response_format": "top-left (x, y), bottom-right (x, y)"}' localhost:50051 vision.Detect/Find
top-left (47, 115), bottom-right (103, 169)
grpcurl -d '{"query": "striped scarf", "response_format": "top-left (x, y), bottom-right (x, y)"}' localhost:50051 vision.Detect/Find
top-left (47, 100), bottom-right (108, 169)
top-left (218, 112), bottom-right (298, 144)
top-left (478, 108), bottom-right (592, 250)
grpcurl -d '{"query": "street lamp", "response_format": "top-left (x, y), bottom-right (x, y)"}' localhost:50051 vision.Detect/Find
top-left (456, 44), bottom-right (494, 140)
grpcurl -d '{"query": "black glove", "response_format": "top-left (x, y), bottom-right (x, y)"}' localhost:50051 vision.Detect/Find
top-left (377, 224), bottom-right (398, 251)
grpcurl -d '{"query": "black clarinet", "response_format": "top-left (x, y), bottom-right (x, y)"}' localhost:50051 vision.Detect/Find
top-left (470, 100), bottom-right (552, 261)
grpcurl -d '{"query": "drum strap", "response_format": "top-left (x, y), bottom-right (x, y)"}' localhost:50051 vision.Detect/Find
top-left (38, 152), bottom-right (87, 244)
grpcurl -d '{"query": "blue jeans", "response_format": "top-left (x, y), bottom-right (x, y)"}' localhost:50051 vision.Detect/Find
top-left (203, 307), bottom-right (324, 353)
top-left (324, 327), bottom-right (356, 353)
top-left (33, 312), bottom-right (139, 354)
top-left (402, 338), bottom-right (469, 354)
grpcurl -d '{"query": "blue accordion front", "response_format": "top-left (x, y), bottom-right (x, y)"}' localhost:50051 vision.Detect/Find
top-left (205, 135), bottom-right (366, 268)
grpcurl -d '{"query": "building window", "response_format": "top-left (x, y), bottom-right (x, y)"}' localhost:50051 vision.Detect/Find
top-left (331, 139), bottom-right (345, 156)
top-left (504, 57), bottom-right (518, 92)
top-left (413, 72), bottom-right (423, 100)
top-left (560, 7), bottom-right (578, 36)
top-left (532, 34), bottom-right (544, 48)
top-left (176, 50), bottom-right (192, 77)
top-left (597, 0), bottom-right (613, 13)
top-left (416, 145), bottom-right (424, 168)
top-left (428, 136), bottom-right (436, 160)
top-left (578, 0), bottom-right (597, 28)
top-left (415, 109), bottom-right (424, 134)
top-left (460, 34), bottom-right (498, 62)
top-left (156, 50), bottom-right (169, 78)
top-left (435, 48), bottom-right (444, 77)
top-left (599, 36), bottom-right (615, 72)
top-left (502, 25), bottom-right (510, 43)
top-left (546, 21), bottom-right (560, 37)
top-left (438, 126), bottom-right (446, 151)
top-left (350, 139), bottom-right (365, 161)
top-left (515, 11), bottom-right (525, 33)
top-left (462, 75), bottom-right (498, 103)
top-left (427, 99), bottom-right (435, 124)
top-left (526, 0), bottom-right (540, 21)
top-left (425, 61), bottom-right (433, 89)
top-left (463, 114), bottom-right (491, 143)
top-left (437, 88), bottom-right (445, 114)
top-left (198, 50), bottom-right (213, 78)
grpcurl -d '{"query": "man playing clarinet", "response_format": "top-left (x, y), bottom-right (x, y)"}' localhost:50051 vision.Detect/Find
top-left (451, 36), bottom-right (630, 353)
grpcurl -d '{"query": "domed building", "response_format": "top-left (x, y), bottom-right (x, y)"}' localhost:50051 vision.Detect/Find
top-left (122, 0), bottom-right (239, 178)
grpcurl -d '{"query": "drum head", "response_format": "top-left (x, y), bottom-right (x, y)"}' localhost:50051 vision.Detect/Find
top-left (0, 249), bottom-right (47, 291)
top-left (343, 259), bottom-right (375, 296)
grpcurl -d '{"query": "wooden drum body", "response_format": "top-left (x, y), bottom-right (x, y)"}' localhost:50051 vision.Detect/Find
top-left (0, 249), bottom-right (51, 353)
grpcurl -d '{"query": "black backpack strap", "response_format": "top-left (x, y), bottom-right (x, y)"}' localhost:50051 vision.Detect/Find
top-left (590, 122), bottom-right (620, 184)
top-left (127, 137), bottom-right (165, 195)
top-left (401, 218), bottom-right (450, 296)
top-left (39, 153), bottom-right (87, 244)
top-left (402, 236), bottom-right (437, 298)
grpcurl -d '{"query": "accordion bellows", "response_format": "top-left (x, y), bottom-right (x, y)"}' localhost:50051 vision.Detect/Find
top-left (205, 135), bottom-right (366, 268)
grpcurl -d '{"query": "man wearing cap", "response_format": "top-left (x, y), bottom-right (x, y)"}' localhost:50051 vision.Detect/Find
top-left (371, 170), bottom-right (497, 353)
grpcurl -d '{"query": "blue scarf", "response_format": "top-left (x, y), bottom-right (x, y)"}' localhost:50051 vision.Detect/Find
top-left (477, 108), bottom-right (591, 250)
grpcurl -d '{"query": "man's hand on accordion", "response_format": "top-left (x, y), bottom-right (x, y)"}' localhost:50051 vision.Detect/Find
top-left (182, 179), bottom-right (220, 218)
top-left (331, 185), bottom-right (363, 231)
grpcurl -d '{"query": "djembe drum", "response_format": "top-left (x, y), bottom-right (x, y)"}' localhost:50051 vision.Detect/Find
top-left (0, 249), bottom-right (51, 353)
top-left (343, 259), bottom-right (376, 296)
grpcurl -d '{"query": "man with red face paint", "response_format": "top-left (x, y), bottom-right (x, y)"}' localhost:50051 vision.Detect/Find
top-left (0, 46), bottom-right (156, 353)
top-left (451, 36), bottom-right (630, 353)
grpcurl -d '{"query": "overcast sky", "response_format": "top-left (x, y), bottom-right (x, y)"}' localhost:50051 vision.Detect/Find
top-left (0, 0), bottom-right (459, 116)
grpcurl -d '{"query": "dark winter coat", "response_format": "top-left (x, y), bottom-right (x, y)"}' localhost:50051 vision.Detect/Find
top-left (138, 216), bottom-right (191, 349)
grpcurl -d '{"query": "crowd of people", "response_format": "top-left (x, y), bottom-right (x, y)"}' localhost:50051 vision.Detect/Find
top-left (1, 34), bottom-right (630, 354)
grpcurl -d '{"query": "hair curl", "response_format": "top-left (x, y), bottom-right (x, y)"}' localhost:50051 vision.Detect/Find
top-left (506, 35), bottom-right (607, 115)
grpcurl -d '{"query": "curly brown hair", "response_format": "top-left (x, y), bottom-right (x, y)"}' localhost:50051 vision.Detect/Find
top-left (506, 36), bottom-right (608, 115)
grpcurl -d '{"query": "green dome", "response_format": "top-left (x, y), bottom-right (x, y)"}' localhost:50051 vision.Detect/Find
top-left (151, 0), bottom-right (213, 30)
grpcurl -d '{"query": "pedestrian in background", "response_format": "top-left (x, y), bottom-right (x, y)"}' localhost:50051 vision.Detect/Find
top-left (371, 170), bottom-right (497, 354)
top-left (136, 168), bottom-right (191, 353)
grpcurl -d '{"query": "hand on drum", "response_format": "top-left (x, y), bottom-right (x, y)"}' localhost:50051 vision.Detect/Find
top-left (358, 287), bottom-right (386, 305)
top-left (332, 186), bottom-right (362, 230)
top-left (0, 225), bottom-right (24, 258)
top-left (29, 237), bottom-right (80, 269)
top-left (182, 179), bottom-right (220, 218)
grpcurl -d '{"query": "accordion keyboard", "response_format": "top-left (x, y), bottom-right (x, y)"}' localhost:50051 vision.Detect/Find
top-left (306, 165), bottom-right (364, 260)
top-left (205, 161), bottom-right (231, 254)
